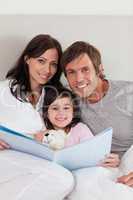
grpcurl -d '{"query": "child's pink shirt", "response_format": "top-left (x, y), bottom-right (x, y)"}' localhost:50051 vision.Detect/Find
top-left (65, 122), bottom-right (93, 147)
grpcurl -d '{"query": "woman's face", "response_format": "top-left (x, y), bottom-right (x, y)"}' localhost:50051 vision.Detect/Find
top-left (48, 97), bottom-right (73, 130)
top-left (26, 48), bottom-right (59, 91)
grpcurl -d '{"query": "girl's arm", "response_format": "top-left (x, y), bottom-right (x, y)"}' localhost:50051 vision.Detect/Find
top-left (78, 123), bottom-right (94, 141)
top-left (34, 130), bottom-right (48, 142)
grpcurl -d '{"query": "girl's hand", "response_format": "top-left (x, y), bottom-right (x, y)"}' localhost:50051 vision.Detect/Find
top-left (117, 172), bottom-right (133, 187)
top-left (34, 130), bottom-right (49, 142)
top-left (0, 139), bottom-right (10, 150)
top-left (99, 153), bottom-right (120, 168)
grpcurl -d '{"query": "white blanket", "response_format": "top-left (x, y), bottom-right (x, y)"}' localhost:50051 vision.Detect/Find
top-left (1, 146), bottom-right (133, 200)
top-left (68, 145), bottom-right (133, 200)
top-left (0, 150), bottom-right (74, 200)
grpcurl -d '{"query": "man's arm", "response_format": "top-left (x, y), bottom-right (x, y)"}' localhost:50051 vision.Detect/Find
top-left (117, 172), bottom-right (133, 187)
top-left (99, 153), bottom-right (120, 167)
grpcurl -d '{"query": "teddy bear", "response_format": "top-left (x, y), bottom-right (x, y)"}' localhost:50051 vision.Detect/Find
top-left (42, 129), bottom-right (67, 150)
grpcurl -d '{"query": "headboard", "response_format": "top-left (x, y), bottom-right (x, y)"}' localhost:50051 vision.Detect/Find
top-left (0, 15), bottom-right (132, 82)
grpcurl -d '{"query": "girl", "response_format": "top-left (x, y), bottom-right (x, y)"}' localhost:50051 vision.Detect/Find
top-left (34, 87), bottom-right (94, 148)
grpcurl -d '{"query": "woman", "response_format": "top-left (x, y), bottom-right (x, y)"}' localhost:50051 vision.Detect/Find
top-left (0, 34), bottom-right (74, 200)
top-left (0, 34), bottom-right (62, 137)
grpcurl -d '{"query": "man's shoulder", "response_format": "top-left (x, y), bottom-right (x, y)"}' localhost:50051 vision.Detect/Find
top-left (108, 80), bottom-right (133, 99)
top-left (109, 80), bottom-right (133, 90)
top-left (110, 79), bottom-right (133, 85)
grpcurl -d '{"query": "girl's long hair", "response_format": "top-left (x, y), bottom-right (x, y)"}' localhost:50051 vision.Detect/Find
top-left (43, 86), bottom-right (81, 132)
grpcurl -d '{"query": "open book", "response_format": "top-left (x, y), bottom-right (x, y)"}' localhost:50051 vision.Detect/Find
top-left (0, 125), bottom-right (113, 170)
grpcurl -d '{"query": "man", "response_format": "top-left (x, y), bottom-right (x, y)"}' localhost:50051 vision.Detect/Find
top-left (61, 41), bottom-right (133, 187)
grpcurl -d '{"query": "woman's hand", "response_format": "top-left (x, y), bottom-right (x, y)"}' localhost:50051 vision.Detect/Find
top-left (99, 153), bottom-right (120, 168)
top-left (0, 139), bottom-right (10, 150)
top-left (117, 172), bottom-right (133, 187)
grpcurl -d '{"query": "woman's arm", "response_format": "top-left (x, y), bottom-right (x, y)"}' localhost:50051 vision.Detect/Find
top-left (0, 139), bottom-right (10, 150)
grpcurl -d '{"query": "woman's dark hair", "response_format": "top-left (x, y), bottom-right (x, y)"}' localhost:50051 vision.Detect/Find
top-left (43, 86), bottom-right (81, 131)
top-left (6, 34), bottom-right (62, 101)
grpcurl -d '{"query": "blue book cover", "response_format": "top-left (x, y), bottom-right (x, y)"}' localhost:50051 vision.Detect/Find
top-left (0, 125), bottom-right (113, 170)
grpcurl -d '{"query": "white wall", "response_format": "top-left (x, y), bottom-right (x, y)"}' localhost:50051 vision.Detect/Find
top-left (0, 0), bottom-right (133, 15)
top-left (0, 15), bottom-right (132, 82)
top-left (0, 0), bottom-right (133, 82)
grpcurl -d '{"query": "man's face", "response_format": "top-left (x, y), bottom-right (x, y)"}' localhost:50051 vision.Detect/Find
top-left (65, 53), bottom-right (99, 98)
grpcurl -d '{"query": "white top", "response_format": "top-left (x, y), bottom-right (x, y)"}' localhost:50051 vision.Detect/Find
top-left (0, 80), bottom-right (45, 136)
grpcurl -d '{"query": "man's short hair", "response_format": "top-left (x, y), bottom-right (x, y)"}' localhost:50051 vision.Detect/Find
top-left (61, 41), bottom-right (104, 78)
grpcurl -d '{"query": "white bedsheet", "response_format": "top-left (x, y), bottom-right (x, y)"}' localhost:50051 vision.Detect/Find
top-left (68, 145), bottom-right (133, 200)
top-left (0, 150), bottom-right (74, 200)
top-left (1, 147), bottom-right (133, 200)
top-left (67, 167), bottom-right (133, 200)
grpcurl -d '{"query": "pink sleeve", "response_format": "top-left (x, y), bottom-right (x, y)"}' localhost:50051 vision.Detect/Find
top-left (65, 122), bottom-right (94, 147)
top-left (77, 123), bottom-right (94, 142)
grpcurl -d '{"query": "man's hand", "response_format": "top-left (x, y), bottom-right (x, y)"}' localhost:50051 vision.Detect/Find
top-left (0, 139), bottom-right (10, 150)
top-left (117, 172), bottom-right (133, 187)
top-left (99, 153), bottom-right (120, 168)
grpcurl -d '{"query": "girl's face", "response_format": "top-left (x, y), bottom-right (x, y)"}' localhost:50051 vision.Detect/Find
top-left (48, 97), bottom-right (74, 130)
top-left (26, 48), bottom-right (59, 91)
